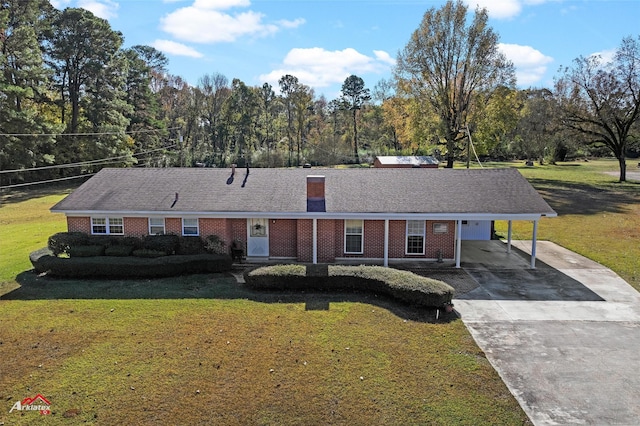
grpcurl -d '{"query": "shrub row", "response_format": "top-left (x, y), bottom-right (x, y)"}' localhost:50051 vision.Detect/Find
top-left (30, 247), bottom-right (232, 278)
top-left (244, 264), bottom-right (454, 308)
top-left (48, 232), bottom-right (234, 258)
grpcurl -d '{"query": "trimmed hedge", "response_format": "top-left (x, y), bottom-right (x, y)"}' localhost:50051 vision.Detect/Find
top-left (30, 248), bottom-right (232, 278)
top-left (104, 245), bottom-right (135, 257)
top-left (132, 249), bottom-right (167, 258)
top-left (244, 264), bottom-right (454, 308)
top-left (48, 232), bottom-right (89, 256)
top-left (47, 232), bottom-right (228, 258)
top-left (143, 234), bottom-right (179, 255)
top-left (69, 245), bottom-right (105, 257)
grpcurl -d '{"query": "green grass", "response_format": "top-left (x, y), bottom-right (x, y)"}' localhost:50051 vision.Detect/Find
top-left (2, 159), bottom-right (637, 424)
top-left (482, 159), bottom-right (640, 289)
top-left (0, 185), bottom-right (528, 425)
top-left (0, 297), bottom-right (526, 425)
top-left (0, 188), bottom-right (70, 287)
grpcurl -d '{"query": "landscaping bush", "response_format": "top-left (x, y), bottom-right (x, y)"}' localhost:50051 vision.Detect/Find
top-left (105, 245), bottom-right (135, 257)
top-left (143, 234), bottom-right (179, 255)
top-left (132, 249), bottom-right (167, 258)
top-left (178, 236), bottom-right (206, 255)
top-left (204, 235), bottom-right (227, 255)
top-left (30, 250), bottom-right (232, 278)
top-left (48, 232), bottom-right (89, 256)
top-left (244, 264), bottom-right (454, 308)
top-left (86, 235), bottom-right (118, 248)
top-left (69, 245), bottom-right (106, 257)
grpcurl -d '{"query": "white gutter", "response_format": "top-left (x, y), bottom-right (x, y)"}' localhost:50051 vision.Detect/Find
top-left (54, 210), bottom-right (555, 221)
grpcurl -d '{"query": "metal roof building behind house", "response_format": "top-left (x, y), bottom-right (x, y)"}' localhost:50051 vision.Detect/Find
top-left (373, 156), bottom-right (440, 168)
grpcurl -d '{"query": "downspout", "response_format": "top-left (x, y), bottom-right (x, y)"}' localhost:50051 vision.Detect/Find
top-left (531, 220), bottom-right (538, 269)
top-left (313, 218), bottom-right (318, 265)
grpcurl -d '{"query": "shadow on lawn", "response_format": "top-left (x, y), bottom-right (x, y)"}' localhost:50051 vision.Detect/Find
top-left (0, 182), bottom-right (80, 205)
top-left (5, 270), bottom-right (453, 323)
top-left (527, 177), bottom-right (640, 216)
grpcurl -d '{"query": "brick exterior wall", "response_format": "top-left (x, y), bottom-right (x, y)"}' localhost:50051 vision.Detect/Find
top-left (426, 220), bottom-right (455, 259)
top-left (269, 219), bottom-right (297, 258)
top-left (388, 220), bottom-right (407, 258)
top-left (67, 217), bottom-right (90, 233)
top-left (296, 219), bottom-right (313, 262)
top-left (62, 215), bottom-right (455, 261)
top-left (317, 219), bottom-right (336, 262)
top-left (165, 218), bottom-right (182, 235)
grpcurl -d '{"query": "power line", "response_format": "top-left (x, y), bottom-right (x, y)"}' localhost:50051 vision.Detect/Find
top-left (0, 173), bottom-right (96, 190)
top-left (0, 126), bottom-right (182, 137)
top-left (0, 143), bottom-right (178, 174)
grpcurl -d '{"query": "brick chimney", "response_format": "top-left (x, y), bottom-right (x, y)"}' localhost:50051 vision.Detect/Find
top-left (306, 175), bottom-right (326, 212)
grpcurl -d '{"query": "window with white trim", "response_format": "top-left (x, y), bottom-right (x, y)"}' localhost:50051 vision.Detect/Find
top-left (406, 220), bottom-right (425, 254)
top-left (182, 218), bottom-right (199, 236)
top-left (149, 218), bottom-right (165, 235)
top-left (91, 217), bottom-right (124, 235)
top-left (344, 219), bottom-right (363, 254)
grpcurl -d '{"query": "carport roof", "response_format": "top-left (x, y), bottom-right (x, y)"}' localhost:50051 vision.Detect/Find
top-left (51, 167), bottom-right (557, 218)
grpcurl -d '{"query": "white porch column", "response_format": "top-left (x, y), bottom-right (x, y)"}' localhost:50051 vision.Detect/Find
top-left (530, 219), bottom-right (538, 269)
top-left (507, 220), bottom-right (513, 253)
top-left (312, 218), bottom-right (318, 264)
top-left (455, 219), bottom-right (462, 268)
top-left (383, 219), bottom-right (389, 267)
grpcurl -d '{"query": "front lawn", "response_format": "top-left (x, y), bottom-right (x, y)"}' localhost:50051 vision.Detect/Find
top-left (0, 278), bottom-right (526, 425)
top-left (0, 187), bottom-right (528, 425)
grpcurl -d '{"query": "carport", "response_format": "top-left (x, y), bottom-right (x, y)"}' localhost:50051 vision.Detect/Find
top-left (453, 216), bottom-right (554, 269)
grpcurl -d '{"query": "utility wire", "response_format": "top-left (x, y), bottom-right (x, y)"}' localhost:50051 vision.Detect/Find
top-left (0, 173), bottom-right (97, 190)
top-left (0, 144), bottom-right (178, 174)
top-left (0, 126), bottom-right (182, 137)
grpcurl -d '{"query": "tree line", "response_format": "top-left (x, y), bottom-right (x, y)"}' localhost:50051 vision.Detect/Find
top-left (2, 0), bottom-right (639, 187)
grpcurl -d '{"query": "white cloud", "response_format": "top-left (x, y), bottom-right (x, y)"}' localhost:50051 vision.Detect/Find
top-left (498, 43), bottom-right (553, 85)
top-left (151, 39), bottom-right (204, 58)
top-left (590, 49), bottom-right (616, 65)
top-left (374, 50), bottom-right (396, 66)
top-left (193, 0), bottom-right (250, 9)
top-left (277, 18), bottom-right (306, 29)
top-left (50, 0), bottom-right (71, 8)
top-left (77, 0), bottom-right (119, 19)
top-left (259, 47), bottom-right (394, 92)
top-left (161, 1), bottom-right (304, 43)
top-left (465, 0), bottom-right (522, 19)
top-left (465, 0), bottom-right (560, 20)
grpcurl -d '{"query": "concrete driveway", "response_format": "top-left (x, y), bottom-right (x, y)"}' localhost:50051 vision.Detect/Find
top-left (455, 241), bottom-right (640, 425)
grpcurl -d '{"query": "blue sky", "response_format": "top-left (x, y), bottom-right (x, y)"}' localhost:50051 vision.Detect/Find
top-left (51, 0), bottom-right (640, 99)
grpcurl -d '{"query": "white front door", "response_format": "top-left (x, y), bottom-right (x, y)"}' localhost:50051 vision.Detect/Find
top-left (247, 218), bottom-right (269, 257)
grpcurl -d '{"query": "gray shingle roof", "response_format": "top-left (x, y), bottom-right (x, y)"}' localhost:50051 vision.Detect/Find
top-left (51, 167), bottom-right (556, 218)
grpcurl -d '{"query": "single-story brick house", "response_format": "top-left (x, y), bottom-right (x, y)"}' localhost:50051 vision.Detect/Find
top-left (50, 167), bottom-right (556, 268)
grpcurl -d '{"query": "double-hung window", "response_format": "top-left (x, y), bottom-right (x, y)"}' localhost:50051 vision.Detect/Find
top-left (344, 219), bottom-right (364, 254)
top-left (182, 218), bottom-right (199, 236)
top-left (91, 217), bottom-right (123, 235)
top-left (406, 220), bottom-right (425, 255)
top-left (149, 218), bottom-right (165, 235)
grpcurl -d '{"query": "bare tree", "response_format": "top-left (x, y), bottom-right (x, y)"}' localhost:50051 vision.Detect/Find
top-left (555, 36), bottom-right (640, 182)
top-left (395, 0), bottom-right (515, 167)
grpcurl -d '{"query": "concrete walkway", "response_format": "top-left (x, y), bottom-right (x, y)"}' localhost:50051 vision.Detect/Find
top-left (455, 241), bottom-right (640, 425)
